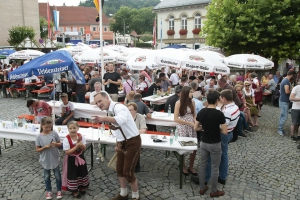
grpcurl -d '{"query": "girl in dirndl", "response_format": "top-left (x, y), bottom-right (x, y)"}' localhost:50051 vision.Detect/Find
top-left (62, 121), bottom-right (89, 198)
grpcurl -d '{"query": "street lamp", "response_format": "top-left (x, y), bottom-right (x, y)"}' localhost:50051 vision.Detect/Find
top-left (109, 13), bottom-right (126, 46)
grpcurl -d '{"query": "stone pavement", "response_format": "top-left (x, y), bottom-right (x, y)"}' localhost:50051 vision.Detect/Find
top-left (0, 98), bottom-right (300, 200)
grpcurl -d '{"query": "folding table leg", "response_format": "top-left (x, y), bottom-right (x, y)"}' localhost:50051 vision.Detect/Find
top-left (10, 139), bottom-right (13, 146)
top-left (179, 154), bottom-right (183, 189)
top-left (3, 139), bottom-right (6, 149)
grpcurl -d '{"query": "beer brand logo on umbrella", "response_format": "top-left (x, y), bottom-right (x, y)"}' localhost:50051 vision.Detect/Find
top-left (135, 56), bottom-right (146, 62)
top-left (121, 53), bottom-right (128, 57)
top-left (40, 59), bottom-right (65, 66)
top-left (99, 52), bottom-right (109, 56)
top-left (247, 58), bottom-right (258, 62)
top-left (189, 55), bottom-right (205, 62)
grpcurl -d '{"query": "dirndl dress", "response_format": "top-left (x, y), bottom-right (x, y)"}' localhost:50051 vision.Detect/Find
top-left (62, 133), bottom-right (89, 192)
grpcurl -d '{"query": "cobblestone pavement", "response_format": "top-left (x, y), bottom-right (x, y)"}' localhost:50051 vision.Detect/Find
top-left (0, 98), bottom-right (300, 200)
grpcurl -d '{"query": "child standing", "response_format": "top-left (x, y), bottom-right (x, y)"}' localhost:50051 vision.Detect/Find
top-left (35, 117), bottom-right (63, 200)
top-left (62, 121), bottom-right (89, 198)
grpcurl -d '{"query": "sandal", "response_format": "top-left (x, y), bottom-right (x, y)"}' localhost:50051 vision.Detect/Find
top-left (72, 192), bottom-right (81, 199)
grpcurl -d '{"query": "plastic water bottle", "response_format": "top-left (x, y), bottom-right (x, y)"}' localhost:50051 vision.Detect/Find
top-left (170, 130), bottom-right (174, 146)
top-left (175, 127), bottom-right (179, 141)
top-left (168, 105), bottom-right (171, 116)
top-left (22, 117), bottom-right (26, 127)
top-left (107, 83), bottom-right (110, 88)
top-left (14, 118), bottom-right (18, 129)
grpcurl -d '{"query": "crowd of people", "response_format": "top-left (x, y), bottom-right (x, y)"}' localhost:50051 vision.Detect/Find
top-left (3, 58), bottom-right (298, 199)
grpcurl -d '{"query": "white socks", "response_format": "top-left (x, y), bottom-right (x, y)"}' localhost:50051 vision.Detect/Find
top-left (120, 188), bottom-right (128, 196)
top-left (132, 190), bottom-right (139, 199)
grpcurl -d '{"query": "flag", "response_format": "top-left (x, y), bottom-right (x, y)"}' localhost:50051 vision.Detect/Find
top-left (47, 2), bottom-right (51, 39)
top-left (94, 0), bottom-right (104, 12)
top-left (152, 17), bottom-right (156, 47)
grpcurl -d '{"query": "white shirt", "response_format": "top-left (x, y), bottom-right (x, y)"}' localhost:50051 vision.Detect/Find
top-left (63, 134), bottom-right (87, 150)
top-left (291, 85), bottom-right (300, 109)
top-left (138, 81), bottom-right (147, 91)
top-left (223, 102), bottom-right (240, 131)
top-left (169, 73), bottom-right (179, 85)
top-left (90, 91), bottom-right (99, 104)
top-left (25, 75), bottom-right (38, 84)
top-left (60, 101), bottom-right (75, 116)
top-left (108, 101), bottom-right (139, 142)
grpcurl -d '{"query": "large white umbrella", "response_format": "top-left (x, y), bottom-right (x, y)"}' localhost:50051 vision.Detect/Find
top-left (57, 45), bottom-right (91, 56)
top-left (77, 48), bottom-right (120, 64)
top-left (155, 49), bottom-right (191, 69)
top-left (126, 49), bottom-right (168, 70)
top-left (116, 48), bottom-right (145, 64)
top-left (181, 51), bottom-right (230, 74)
top-left (196, 50), bottom-right (226, 63)
top-left (8, 50), bottom-right (45, 60)
top-left (224, 54), bottom-right (274, 70)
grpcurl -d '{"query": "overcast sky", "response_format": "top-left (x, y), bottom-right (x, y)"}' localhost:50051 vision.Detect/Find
top-left (38, 0), bottom-right (82, 6)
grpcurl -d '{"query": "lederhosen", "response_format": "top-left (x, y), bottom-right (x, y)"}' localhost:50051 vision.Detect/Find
top-left (109, 103), bottom-right (141, 183)
top-left (64, 134), bottom-right (89, 192)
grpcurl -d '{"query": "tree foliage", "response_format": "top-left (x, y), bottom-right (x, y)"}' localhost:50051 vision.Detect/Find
top-left (203, 0), bottom-right (300, 60)
top-left (79, 0), bottom-right (160, 16)
top-left (7, 26), bottom-right (36, 46)
top-left (109, 6), bottom-right (156, 36)
top-left (39, 17), bottom-right (54, 39)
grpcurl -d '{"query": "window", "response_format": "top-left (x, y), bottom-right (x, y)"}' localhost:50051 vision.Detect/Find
top-left (59, 27), bottom-right (64, 33)
top-left (79, 27), bottom-right (84, 34)
top-left (73, 27), bottom-right (77, 32)
top-left (194, 13), bottom-right (201, 29)
top-left (104, 27), bottom-right (107, 32)
top-left (66, 27), bottom-right (71, 32)
top-left (168, 16), bottom-right (174, 30)
top-left (181, 15), bottom-right (187, 30)
top-left (92, 26), bottom-right (96, 31)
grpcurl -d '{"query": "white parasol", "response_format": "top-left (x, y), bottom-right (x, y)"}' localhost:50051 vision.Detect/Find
top-left (8, 50), bottom-right (45, 60)
top-left (224, 54), bottom-right (274, 70)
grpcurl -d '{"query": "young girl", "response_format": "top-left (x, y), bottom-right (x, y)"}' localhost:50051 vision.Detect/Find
top-left (62, 121), bottom-right (89, 198)
top-left (35, 117), bottom-right (63, 200)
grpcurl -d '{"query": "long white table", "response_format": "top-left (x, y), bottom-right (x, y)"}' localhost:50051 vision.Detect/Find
top-left (48, 101), bottom-right (177, 127)
top-left (0, 124), bottom-right (196, 189)
top-left (142, 94), bottom-right (174, 105)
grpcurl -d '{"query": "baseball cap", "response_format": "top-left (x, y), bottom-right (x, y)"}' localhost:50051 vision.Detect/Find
top-left (209, 72), bottom-right (215, 77)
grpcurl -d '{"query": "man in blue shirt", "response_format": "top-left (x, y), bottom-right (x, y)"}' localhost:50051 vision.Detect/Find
top-left (193, 91), bottom-right (203, 114)
top-left (273, 71), bottom-right (282, 84)
top-left (278, 70), bottom-right (296, 136)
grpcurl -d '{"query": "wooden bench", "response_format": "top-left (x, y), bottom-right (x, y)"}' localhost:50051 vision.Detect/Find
top-left (7, 87), bottom-right (26, 98)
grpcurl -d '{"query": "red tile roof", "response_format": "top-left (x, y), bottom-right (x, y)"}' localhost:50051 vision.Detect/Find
top-left (39, 3), bottom-right (109, 26)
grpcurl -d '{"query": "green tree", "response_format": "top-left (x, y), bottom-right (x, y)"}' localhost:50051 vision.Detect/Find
top-left (109, 6), bottom-right (136, 35)
top-left (39, 17), bottom-right (54, 39)
top-left (203, 0), bottom-right (300, 61)
top-left (109, 6), bottom-right (156, 41)
top-left (79, 0), bottom-right (94, 7)
top-left (7, 26), bottom-right (36, 47)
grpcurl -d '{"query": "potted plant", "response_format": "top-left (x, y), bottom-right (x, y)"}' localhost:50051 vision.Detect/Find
top-left (179, 29), bottom-right (188, 35)
top-left (192, 28), bottom-right (201, 34)
top-left (167, 30), bottom-right (175, 36)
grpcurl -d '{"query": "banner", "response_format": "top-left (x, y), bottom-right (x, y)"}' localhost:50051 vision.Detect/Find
top-left (152, 17), bottom-right (156, 47)
top-left (53, 10), bottom-right (60, 31)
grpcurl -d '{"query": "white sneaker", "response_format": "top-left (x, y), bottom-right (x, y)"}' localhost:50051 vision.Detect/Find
top-left (278, 131), bottom-right (284, 136)
top-left (56, 191), bottom-right (63, 199)
top-left (45, 191), bottom-right (52, 200)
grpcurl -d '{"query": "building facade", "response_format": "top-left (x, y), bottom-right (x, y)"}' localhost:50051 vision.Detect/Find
top-left (0, 0), bottom-right (40, 46)
top-left (39, 3), bottom-right (114, 44)
top-left (153, 0), bottom-right (211, 49)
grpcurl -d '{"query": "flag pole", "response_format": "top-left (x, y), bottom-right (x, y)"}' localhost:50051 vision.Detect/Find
top-left (160, 18), bottom-right (163, 49)
top-left (99, 0), bottom-right (105, 91)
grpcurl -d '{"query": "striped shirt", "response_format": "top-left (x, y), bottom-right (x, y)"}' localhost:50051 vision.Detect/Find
top-left (223, 102), bottom-right (240, 131)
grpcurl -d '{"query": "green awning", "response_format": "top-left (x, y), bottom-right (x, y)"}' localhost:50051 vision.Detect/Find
top-left (0, 55), bottom-right (6, 59)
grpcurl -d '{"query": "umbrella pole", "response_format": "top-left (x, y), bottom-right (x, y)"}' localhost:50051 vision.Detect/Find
top-left (52, 77), bottom-right (56, 123)
top-left (99, 1), bottom-right (105, 91)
